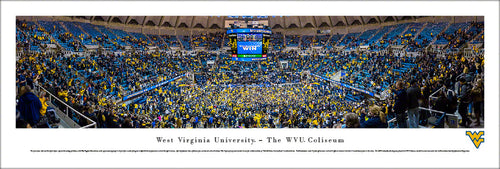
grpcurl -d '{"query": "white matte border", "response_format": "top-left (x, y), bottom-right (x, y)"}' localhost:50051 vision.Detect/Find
top-left (1, 1), bottom-right (499, 168)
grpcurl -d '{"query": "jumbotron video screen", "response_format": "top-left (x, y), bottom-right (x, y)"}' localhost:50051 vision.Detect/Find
top-left (228, 28), bottom-right (271, 61)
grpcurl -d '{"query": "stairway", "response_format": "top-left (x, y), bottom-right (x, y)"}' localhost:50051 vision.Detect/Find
top-left (430, 22), bottom-right (451, 45)
top-left (220, 34), bottom-right (226, 50)
top-left (107, 27), bottom-right (132, 47)
top-left (366, 28), bottom-right (382, 43)
top-left (143, 33), bottom-right (155, 47)
top-left (471, 30), bottom-right (484, 42)
top-left (373, 26), bottom-right (396, 45)
top-left (76, 23), bottom-right (90, 37)
top-left (323, 34), bottom-right (333, 48)
top-left (157, 34), bottom-right (170, 50)
top-left (177, 36), bottom-right (184, 50)
top-left (281, 34), bottom-right (286, 48)
top-left (34, 21), bottom-right (62, 49)
top-left (412, 22), bottom-right (428, 40)
top-left (464, 29), bottom-right (484, 48)
top-left (398, 23), bottom-right (411, 37)
top-left (298, 35), bottom-right (302, 49)
top-left (92, 26), bottom-right (110, 49)
top-left (60, 22), bottom-right (86, 51)
top-left (334, 34), bottom-right (348, 47)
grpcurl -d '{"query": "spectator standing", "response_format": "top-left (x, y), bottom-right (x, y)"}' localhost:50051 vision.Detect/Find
top-left (17, 86), bottom-right (42, 127)
top-left (457, 78), bottom-right (472, 127)
top-left (445, 82), bottom-right (458, 115)
top-left (471, 78), bottom-right (483, 127)
top-left (393, 81), bottom-right (408, 128)
top-left (407, 79), bottom-right (422, 128)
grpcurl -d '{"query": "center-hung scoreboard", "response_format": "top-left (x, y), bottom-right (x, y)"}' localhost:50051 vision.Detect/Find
top-left (227, 28), bottom-right (271, 61)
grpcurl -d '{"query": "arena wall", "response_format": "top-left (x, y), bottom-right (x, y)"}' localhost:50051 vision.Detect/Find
top-left (19, 16), bottom-right (483, 36)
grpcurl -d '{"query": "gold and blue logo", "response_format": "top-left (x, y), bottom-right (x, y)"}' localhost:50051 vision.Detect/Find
top-left (466, 131), bottom-right (484, 149)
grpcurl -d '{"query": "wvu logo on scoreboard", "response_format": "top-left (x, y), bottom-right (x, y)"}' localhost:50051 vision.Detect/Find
top-left (466, 131), bottom-right (484, 149)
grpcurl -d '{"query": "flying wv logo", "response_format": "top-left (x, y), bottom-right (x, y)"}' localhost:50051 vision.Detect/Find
top-left (466, 131), bottom-right (484, 149)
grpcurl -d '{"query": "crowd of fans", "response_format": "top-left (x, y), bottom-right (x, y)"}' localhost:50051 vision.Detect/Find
top-left (16, 19), bottom-right (484, 128)
top-left (118, 83), bottom-right (366, 128)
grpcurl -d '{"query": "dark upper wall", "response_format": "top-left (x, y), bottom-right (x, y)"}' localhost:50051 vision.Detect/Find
top-left (20, 16), bottom-right (482, 35)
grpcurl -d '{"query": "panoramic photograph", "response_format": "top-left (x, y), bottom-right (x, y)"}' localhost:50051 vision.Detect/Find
top-left (15, 16), bottom-right (484, 129)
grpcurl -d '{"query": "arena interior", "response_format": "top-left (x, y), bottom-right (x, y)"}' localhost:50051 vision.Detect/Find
top-left (15, 16), bottom-right (484, 129)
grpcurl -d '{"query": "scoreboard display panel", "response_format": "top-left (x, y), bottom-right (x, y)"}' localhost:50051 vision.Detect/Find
top-left (227, 28), bottom-right (272, 61)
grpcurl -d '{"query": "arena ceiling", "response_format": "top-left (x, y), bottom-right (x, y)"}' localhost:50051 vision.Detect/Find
top-left (72, 16), bottom-right (427, 29)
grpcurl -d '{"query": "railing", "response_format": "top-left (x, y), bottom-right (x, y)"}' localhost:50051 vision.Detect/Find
top-left (428, 72), bottom-right (464, 109)
top-left (122, 73), bottom-right (187, 101)
top-left (428, 86), bottom-right (445, 110)
top-left (387, 107), bottom-right (458, 128)
top-left (311, 73), bottom-right (377, 98)
top-left (34, 83), bottom-right (97, 128)
top-left (418, 107), bottom-right (459, 128)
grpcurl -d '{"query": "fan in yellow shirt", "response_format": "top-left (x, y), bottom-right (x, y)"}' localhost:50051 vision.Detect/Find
top-left (39, 92), bottom-right (48, 116)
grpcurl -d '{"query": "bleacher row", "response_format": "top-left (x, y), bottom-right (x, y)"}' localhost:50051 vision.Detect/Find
top-left (281, 50), bottom-right (419, 95)
top-left (16, 20), bottom-right (484, 102)
top-left (17, 20), bottom-right (484, 54)
top-left (17, 21), bottom-right (227, 52)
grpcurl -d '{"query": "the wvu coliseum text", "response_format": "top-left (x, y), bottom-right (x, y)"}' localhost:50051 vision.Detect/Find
top-left (156, 137), bottom-right (344, 145)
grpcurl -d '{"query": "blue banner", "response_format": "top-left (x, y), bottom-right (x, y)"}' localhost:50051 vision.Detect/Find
top-left (311, 73), bottom-right (375, 96)
top-left (226, 28), bottom-right (272, 34)
top-left (122, 74), bottom-right (186, 100)
top-left (232, 57), bottom-right (266, 61)
top-left (226, 84), bottom-right (271, 88)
